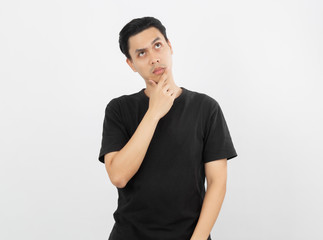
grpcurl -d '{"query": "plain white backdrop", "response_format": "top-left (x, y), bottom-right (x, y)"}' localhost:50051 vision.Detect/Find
top-left (1, 0), bottom-right (322, 239)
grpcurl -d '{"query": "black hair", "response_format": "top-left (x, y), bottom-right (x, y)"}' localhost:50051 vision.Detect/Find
top-left (119, 16), bottom-right (169, 60)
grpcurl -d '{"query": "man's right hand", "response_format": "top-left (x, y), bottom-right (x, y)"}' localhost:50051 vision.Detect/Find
top-left (147, 68), bottom-right (179, 120)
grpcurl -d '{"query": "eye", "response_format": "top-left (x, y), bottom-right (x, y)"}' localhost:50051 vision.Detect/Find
top-left (138, 51), bottom-right (145, 57)
top-left (155, 43), bottom-right (162, 49)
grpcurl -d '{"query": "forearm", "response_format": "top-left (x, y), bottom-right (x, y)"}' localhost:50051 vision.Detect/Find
top-left (190, 183), bottom-right (226, 240)
top-left (111, 109), bottom-right (159, 187)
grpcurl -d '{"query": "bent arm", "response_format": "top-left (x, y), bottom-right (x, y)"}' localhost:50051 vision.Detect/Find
top-left (105, 109), bottom-right (159, 188)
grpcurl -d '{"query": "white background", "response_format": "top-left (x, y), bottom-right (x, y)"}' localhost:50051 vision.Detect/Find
top-left (1, 0), bottom-right (322, 239)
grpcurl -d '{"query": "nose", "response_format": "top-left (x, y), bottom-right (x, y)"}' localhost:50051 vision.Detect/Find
top-left (150, 54), bottom-right (160, 65)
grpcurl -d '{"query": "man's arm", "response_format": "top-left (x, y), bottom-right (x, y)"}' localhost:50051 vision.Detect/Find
top-left (190, 158), bottom-right (227, 240)
top-left (105, 71), bottom-right (179, 188)
top-left (104, 110), bottom-right (159, 188)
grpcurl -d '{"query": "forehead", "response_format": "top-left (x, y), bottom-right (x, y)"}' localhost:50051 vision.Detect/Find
top-left (128, 27), bottom-right (166, 52)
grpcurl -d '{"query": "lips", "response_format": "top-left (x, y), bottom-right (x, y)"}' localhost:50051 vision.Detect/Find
top-left (153, 67), bottom-right (165, 74)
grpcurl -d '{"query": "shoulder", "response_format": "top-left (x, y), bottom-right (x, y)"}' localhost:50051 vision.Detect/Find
top-left (185, 88), bottom-right (220, 113)
top-left (105, 90), bottom-right (142, 109)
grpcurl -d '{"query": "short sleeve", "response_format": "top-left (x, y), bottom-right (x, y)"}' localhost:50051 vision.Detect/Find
top-left (98, 98), bottom-right (129, 164)
top-left (202, 102), bottom-right (238, 163)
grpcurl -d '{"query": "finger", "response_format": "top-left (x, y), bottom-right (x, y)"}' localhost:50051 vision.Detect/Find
top-left (162, 84), bottom-right (170, 93)
top-left (162, 77), bottom-right (168, 88)
top-left (162, 68), bottom-right (169, 86)
top-left (157, 76), bottom-right (167, 88)
top-left (149, 79), bottom-right (157, 86)
top-left (161, 78), bottom-right (170, 89)
top-left (168, 89), bottom-right (174, 96)
top-left (157, 69), bottom-right (168, 87)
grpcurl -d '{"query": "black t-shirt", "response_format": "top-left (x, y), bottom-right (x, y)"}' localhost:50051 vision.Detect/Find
top-left (98, 87), bottom-right (237, 240)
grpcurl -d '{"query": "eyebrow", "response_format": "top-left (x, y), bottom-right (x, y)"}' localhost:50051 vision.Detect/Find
top-left (135, 37), bottom-right (161, 53)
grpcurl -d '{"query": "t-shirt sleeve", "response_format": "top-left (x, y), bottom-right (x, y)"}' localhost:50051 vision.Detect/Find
top-left (98, 98), bottom-right (129, 164)
top-left (202, 101), bottom-right (238, 163)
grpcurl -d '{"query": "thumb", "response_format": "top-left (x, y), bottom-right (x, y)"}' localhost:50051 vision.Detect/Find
top-left (149, 79), bottom-right (157, 86)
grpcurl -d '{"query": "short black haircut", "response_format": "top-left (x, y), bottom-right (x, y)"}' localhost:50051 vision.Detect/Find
top-left (119, 16), bottom-right (169, 60)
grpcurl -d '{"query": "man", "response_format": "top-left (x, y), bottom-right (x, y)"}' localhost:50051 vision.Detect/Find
top-left (98, 16), bottom-right (237, 240)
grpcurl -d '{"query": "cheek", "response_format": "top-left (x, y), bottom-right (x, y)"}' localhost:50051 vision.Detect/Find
top-left (163, 47), bottom-right (172, 56)
top-left (134, 63), bottom-right (144, 72)
top-left (164, 52), bottom-right (172, 63)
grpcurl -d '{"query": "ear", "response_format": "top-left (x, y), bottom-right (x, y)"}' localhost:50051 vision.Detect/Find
top-left (126, 58), bottom-right (137, 72)
top-left (167, 40), bottom-right (173, 55)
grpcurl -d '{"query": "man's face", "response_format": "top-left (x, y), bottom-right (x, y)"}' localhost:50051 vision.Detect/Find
top-left (126, 27), bottom-right (173, 83)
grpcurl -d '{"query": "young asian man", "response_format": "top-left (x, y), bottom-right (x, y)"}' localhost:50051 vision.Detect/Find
top-left (98, 16), bottom-right (238, 240)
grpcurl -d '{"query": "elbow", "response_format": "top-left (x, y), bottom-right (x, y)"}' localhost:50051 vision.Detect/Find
top-left (107, 166), bottom-right (127, 189)
top-left (107, 168), bottom-right (127, 188)
top-left (104, 152), bottom-right (128, 189)
top-left (112, 177), bottom-right (127, 189)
